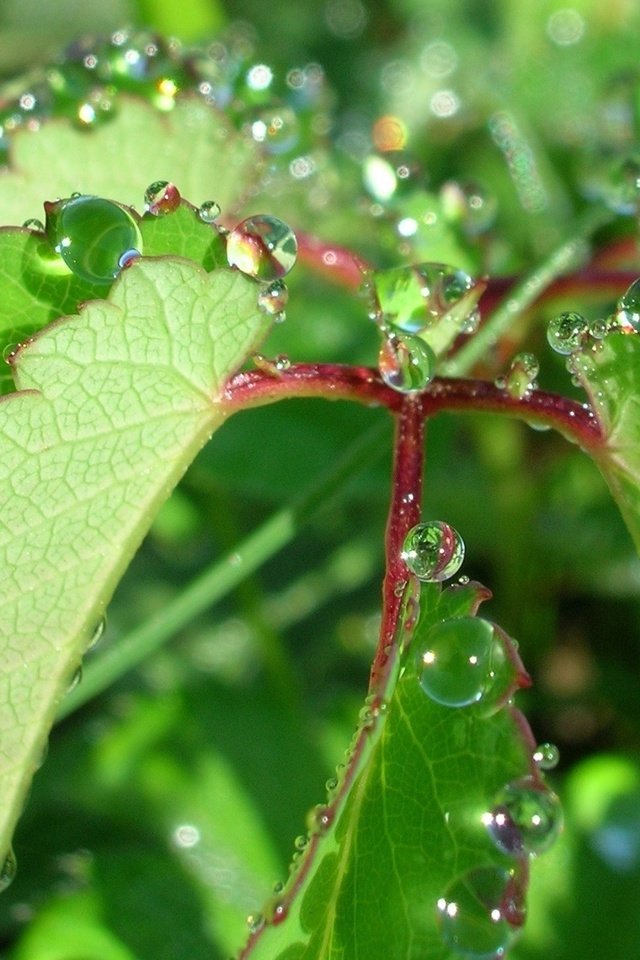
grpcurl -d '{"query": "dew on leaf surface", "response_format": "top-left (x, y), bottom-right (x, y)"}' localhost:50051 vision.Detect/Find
top-left (485, 776), bottom-right (563, 857)
top-left (532, 742), bottom-right (559, 771)
top-left (257, 279), bottom-right (289, 318)
top-left (0, 848), bottom-right (17, 893)
top-left (144, 180), bottom-right (181, 215)
top-left (87, 616), bottom-right (106, 651)
top-left (436, 865), bottom-right (524, 959)
top-left (198, 199), bottom-right (222, 223)
top-left (226, 214), bottom-right (298, 280)
top-left (417, 616), bottom-right (526, 714)
top-left (401, 521), bottom-right (464, 581)
top-left (373, 262), bottom-right (476, 334)
top-left (546, 311), bottom-right (589, 354)
top-left (504, 352), bottom-right (539, 400)
top-left (378, 328), bottom-right (436, 393)
top-left (440, 179), bottom-right (498, 235)
top-left (44, 195), bottom-right (142, 284)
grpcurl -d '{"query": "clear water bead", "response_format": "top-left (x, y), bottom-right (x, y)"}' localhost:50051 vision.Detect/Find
top-left (198, 200), bottom-right (221, 223)
top-left (144, 180), bottom-right (181, 215)
top-left (44, 195), bottom-right (142, 284)
top-left (615, 277), bottom-right (640, 333)
top-left (378, 329), bottom-right (436, 394)
top-left (505, 352), bottom-right (539, 400)
top-left (401, 521), bottom-right (464, 581)
top-left (437, 866), bottom-right (524, 959)
top-left (257, 279), bottom-right (289, 318)
top-left (226, 214), bottom-right (298, 281)
top-left (373, 262), bottom-right (476, 334)
top-left (417, 617), bottom-right (525, 715)
top-left (418, 617), bottom-right (494, 708)
top-left (485, 776), bottom-right (563, 857)
top-left (547, 311), bottom-right (589, 355)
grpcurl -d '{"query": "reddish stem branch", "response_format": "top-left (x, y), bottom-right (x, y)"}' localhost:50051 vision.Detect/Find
top-left (370, 397), bottom-right (424, 691)
top-left (223, 364), bottom-right (604, 449)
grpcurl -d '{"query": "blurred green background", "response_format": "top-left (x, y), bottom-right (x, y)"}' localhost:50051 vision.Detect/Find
top-left (2, 1), bottom-right (640, 958)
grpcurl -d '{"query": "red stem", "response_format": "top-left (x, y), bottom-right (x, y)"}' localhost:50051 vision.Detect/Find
top-left (295, 229), bottom-right (373, 289)
top-left (223, 364), bottom-right (604, 449)
top-left (370, 397), bottom-right (424, 690)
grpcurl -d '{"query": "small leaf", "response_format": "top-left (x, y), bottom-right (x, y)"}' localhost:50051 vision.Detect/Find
top-left (572, 333), bottom-right (640, 551)
top-left (242, 582), bottom-right (535, 960)
top-left (0, 257), bottom-right (270, 859)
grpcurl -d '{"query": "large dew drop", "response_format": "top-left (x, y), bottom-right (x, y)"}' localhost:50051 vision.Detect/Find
top-left (401, 520), bottom-right (464, 581)
top-left (484, 776), bottom-right (563, 857)
top-left (378, 328), bottom-right (436, 394)
top-left (226, 214), bottom-right (298, 281)
top-left (373, 263), bottom-right (476, 334)
top-left (416, 615), bottom-right (526, 715)
top-left (44, 195), bottom-right (142, 284)
top-left (546, 311), bottom-right (589, 355)
top-left (436, 866), bottom-right (524, 959)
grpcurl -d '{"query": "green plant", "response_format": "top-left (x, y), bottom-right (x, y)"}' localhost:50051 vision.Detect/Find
top-left (1, 14), bottom-right (640, 960)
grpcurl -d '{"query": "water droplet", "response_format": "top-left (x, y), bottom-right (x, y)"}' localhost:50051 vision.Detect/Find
top-left (226, 215), bottom-right (297, 280)
top-left (87, 616), bottom-right (106, 650)
top-left (417, 617), bottom-right (493, 708)
top-left (67, 665), bottom-right (82, 693)
top-left (373, 263), bottom-right (477, 335)
top-left (401, 521), bottom-right (465, 582)
top-left (533, 742), bottom-right (559, 771)
top-left (417, 615), bottom-right (526, 715)
top-left (198, 200), bottom-right (221, 223)
top-left (44, 195), bottom-right (142, 284)
top-left (436, 866), bottom-right (524, 959)
top-left (306, 803), bottom-right (334, 835)
top-left (546, 311), bottom-right (589, 355)
top-left (144, 180), bottom-right (181, 215)
top-left (22, 218), bottom-right (45, 233)
top-left (246, 912), bottom-right (265, 934)
top-left (589, 316), bottom-right (611, 340)
top-left (485, 776), bottom-right (563, 857)
top-left (0, 848), bottom-right (17, 893)
top-left (257, 279), bottom-right (289, 319)
top-left (505, 352), bottom-right (539, 400)
top-left (615, 277), bottom-right (640, 333)
top-left (294, 834), bottom-right (309, 851)
top-left (378, 328), bottom-right (436, 394)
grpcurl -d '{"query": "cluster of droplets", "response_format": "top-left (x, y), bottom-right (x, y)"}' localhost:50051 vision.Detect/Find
top-left (546, 277), bottom-right (640, 395)
top-left (396, 519), bottom-right (563, 957)
top-left (366, 262), bottom-right (482, 395)
top-left (23, 181), bottom-right (296, 323)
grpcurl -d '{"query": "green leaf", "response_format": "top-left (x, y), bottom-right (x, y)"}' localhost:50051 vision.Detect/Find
top-left (241, 582), bottom-right (535, 960)
top-left (0, 96), bottom-right (260, 226)
top-left (0, 256), bottom-right (270, 860)
top-left (572, 333), bottom-right (640, 551)
top-left (0, 201), bottom-right (228, 394)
